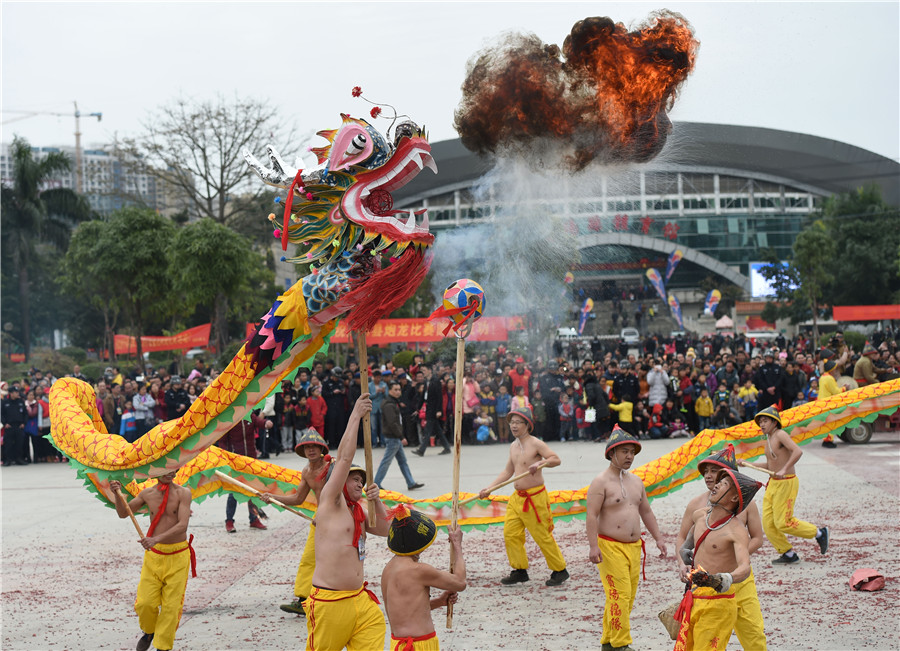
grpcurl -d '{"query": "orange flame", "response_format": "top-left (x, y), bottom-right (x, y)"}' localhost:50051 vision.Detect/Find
top-left (454, 10), bottom-right (699, 169)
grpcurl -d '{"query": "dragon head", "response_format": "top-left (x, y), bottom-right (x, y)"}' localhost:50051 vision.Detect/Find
top-left (244, 112), bottom-right (437, 354)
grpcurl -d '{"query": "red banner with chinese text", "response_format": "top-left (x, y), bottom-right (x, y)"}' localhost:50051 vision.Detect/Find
top-left (114, 324), bottom-right (211, 355)
top-left (329, 317), bottom-right (516, 344)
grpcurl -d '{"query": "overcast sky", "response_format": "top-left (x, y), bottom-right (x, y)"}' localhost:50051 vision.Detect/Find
top-left (2, 2), bottom-right (898, 163)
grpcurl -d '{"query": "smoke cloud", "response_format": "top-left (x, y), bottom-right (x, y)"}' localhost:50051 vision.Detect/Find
top-left (454, 10), bottom-right (698, 170)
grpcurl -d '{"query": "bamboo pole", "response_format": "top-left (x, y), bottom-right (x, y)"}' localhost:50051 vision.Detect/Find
top-left (458, 462), bottom-right (550, 507)
top-left (213, 470), bottom-right (313, 521)
top-left (114, 489), bottom-right (146, 539)
top-left (356, 331), bottom-right (376, 527)
top-left (447, 335), bottom-right (466, 629)
top-left (739, 461), bottom-right (776, 477)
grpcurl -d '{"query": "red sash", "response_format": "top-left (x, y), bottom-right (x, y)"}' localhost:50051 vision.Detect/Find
top-left (391, 631), bottom-right (437, 651)
top-left (517, 485), bottom-right (547, 523)
top-left (309, 581), bottom-right (380, 604)
top-left (149, 534), bottom-right (198, 578)
top-left (597, 534), bottom-right (647, 580)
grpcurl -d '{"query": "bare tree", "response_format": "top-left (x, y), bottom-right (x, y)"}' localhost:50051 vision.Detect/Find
top-left (121, 95), bottom-right (294, 227)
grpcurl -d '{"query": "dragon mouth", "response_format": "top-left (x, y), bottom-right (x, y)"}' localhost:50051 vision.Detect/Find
top-left (342, 136), bottom-right (437, 245)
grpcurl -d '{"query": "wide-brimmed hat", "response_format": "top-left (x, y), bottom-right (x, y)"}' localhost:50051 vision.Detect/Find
top-left (863, 343), bottom-right (878, 356)
top-left (754, 406), bottom-right (782, 428)
top-left (325, 462), bottom-right (367, 485)
top-left (715, 467), bottom-right (762, 514)
top-left (697, 443), bottom-right (738, 475)
top-left (506, 405), bottom-right (534, 431)
top-left (824, 359), bottom-right (838, 373)
top-left (294, 428), bottom-right (329, 458)
top-left (386, 504), bottom-right (437, 556)
top-left (605, 425), bottom-right (641, 459)
top-left (818, 347), bottom-right (836, 361)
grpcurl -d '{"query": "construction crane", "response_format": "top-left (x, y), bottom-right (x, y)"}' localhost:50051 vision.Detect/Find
top-left (1, 101), bottom-right (102, 194)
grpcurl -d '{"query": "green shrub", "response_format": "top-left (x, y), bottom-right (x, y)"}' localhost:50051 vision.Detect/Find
top-left (27, 348), bottom-right (78, 379)
top-left (842, 331), bottom-right (866, 353)
top-left (391, 349), bottom-right (417, 370)
top-left (57, 347), bottom-right (88, 364)
top-left (80, 363), bottom-right (107, 383)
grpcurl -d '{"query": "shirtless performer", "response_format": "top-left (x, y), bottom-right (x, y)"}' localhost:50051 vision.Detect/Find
top-left (303, 393), bottom-right (390, 651)
top-left (260, 428), bottom-right (332, 616)
top-left (674, 466), bottom-right (762, 651)
top-left (586, 425), bottom-right (667, 651)
top-left (478, 405), bottom-right (569, 586)
top-left (677, 445), bottom-right (766, 649)
top-left (381, 506), bottom-right (466, 650)
top-left (741, 406), bottom-right (829, 564)
top-left (109, 471), bottom-right (194, 651)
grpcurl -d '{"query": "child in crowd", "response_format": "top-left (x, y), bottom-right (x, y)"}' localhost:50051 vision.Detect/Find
top-left (669, 414), bottom-right (691, 438)
top-left (511, 385), bottom-right (531, 411)
top-left (729, 383), bottom-right (744, 420)
top-left (694, 387), bottom-right (714, 432)
top-left (119, 402), bottom-right (138, 442)
top-left (574, 403), bottom-right (592, 441)
top-left (649, 403), bottom-right (668, 439)
top-left (558, 393), bottom-right (575, 441)
top-left (473, 406), bottom-right (494, 444)
top-left (792, 391), bottom-right (808, 408)
top-left (495, 385), bottom-right (512, 443)
top-left (532, 389), bottom-right (547, 440)
top-left (608, 393), bottom-right (635, 437)
top-left (713, 381), bottom-right (730, 406)
top-left (632, 399), bottom-right (650, 440)
top-left (739, 379), bottom-right (759, 419)
top-left (306, 385), bottom-right (327, 437)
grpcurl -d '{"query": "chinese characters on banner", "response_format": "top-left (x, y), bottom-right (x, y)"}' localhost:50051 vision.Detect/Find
top-left (328, 316), bottom-right (518, 344)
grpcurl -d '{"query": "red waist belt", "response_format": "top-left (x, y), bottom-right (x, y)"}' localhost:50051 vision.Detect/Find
top-left (149, 534), bottom-right (197, 577)
top-left (309, 581), bottom-right (380, 605)
top-left (516, 485), bottom-right (547, 523)
top-left (597, 534), bottom-right (647, 580)
top-left (391, 631), bottom-right (437, 651)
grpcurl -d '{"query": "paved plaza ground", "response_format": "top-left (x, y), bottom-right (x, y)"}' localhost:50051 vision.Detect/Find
top-left (2, 431), bottom-right (898, 650)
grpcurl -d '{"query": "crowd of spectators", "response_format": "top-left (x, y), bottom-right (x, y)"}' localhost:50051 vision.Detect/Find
top-left (2, 328), bottom-right (899, 467)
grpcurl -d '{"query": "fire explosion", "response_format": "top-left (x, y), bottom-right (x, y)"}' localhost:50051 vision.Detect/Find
top-left (453, 10), bottom-right (699, 170)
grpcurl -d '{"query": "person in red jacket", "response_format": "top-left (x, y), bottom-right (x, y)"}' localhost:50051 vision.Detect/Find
top-left (306, 385), bottom-right (328, 438)
top-left (217, 411), bottom-right (273, 532)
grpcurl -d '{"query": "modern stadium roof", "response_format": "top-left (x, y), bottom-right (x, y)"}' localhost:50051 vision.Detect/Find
top-left (395, 121), bottom-right (900, 207)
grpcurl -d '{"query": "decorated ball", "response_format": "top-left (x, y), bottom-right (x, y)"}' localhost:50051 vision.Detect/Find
top-left (442, 279), bottom-right (485, 325)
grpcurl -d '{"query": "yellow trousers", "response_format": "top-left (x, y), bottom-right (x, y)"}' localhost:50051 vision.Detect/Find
top-left (504, 485), bottom-right (566, 572)
top-left (390, 631), bottom-right (440, 650)
top-left (134, 541), bottom-right (191, 651)
top-left (596, 536), bottom-right (641, 648)
top-left (734, 569), bottom-right (766, 650)
top-left (294, 524), bottom-right (316, 600)
top-left (674, 585), bottom-right (737, 651)
top-left (306, 584), bottom-right (385, 651)
top-left (762, 475), bottom-right (818, 554)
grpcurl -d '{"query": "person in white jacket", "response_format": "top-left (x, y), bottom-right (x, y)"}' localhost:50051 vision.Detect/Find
top-left (646, 363), bottom-right (670, 409)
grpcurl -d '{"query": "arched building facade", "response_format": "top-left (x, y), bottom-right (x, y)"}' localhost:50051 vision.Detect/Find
top-left (393, 122), bottom-right (899, 296)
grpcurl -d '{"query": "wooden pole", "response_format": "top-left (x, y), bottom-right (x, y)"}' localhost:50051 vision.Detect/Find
top-left (447, 335), bottom-right (466, 629)
top-left (739, 461), bottom-right (776, 477)
top-left (356, 331), bottom-right (376, 527)
top-left (458, 462), bottom-right (550, 507)
top-left (114, 489), bottom-right (145, 539)
top-left (213, 470), bottom-right (314, 521)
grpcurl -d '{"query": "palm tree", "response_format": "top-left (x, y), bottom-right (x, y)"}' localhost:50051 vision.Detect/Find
top-left (1, 135), bottom-right (93, 361)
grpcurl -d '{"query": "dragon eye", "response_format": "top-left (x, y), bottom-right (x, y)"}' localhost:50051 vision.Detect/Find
top-left (346, 134), bottom-right (367, 156)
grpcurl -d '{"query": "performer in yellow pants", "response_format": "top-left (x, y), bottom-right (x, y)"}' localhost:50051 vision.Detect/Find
top-left (596, 535), bottom-right (642, 649)
top-left (762, 475), bottom-right (818, 555)
top-left (134, 540), bottom-right (193, 651)
top-left (293, 524), bottom-right (316, 603)
top-left (390, 631), bottom-right (440, 650)
top-left (504, 485), bottom-right (567, 573)
top-left (674, 585), bottom-right (737, 651)
top-left (733, 569), bottom-right (766, 650)
top-left (305, 584), bottom-right (385, 651)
